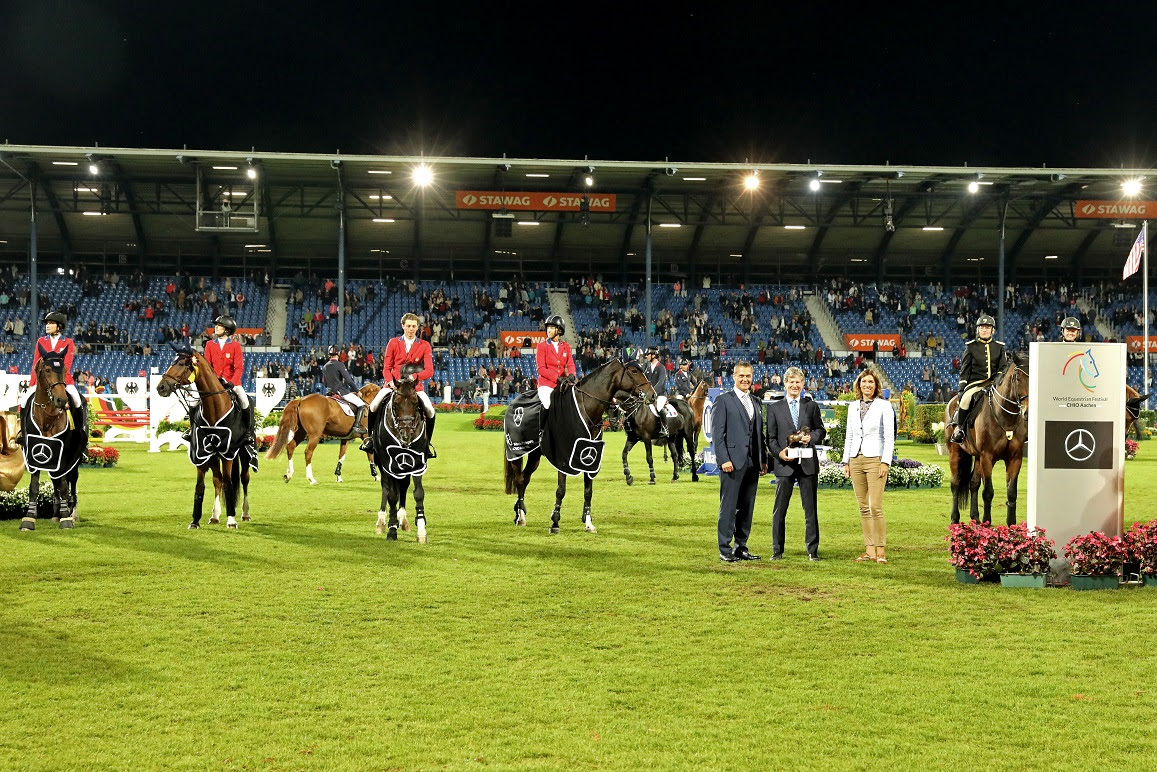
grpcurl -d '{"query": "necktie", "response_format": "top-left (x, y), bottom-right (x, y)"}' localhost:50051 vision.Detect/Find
top-left (741, 394), bottom-right (752, 419)
top-left (790, 399), bottom-right (799, 428)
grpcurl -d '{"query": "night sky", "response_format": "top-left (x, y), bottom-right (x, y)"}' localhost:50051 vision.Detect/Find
top-left (3, 1), bottom-right (1155, 168)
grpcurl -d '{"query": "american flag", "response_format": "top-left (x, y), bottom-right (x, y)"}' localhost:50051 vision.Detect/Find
top-left (1123, 226), bottom-right (1146, 280)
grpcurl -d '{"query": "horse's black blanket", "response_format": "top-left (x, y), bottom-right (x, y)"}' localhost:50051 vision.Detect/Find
top-left (504, 391), bottom-right (544, 461)
top-left (372, 393), bottom-right (428, 479)
top-left (506, 386), bottom-right (605, 476)
top-left (188, 400), bottom-right (257, 471)
top-left (20, 407), bottom-right (85, 480)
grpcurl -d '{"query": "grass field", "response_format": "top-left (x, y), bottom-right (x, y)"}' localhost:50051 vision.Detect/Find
top-left (3, 413), bottom-right (1157, 770)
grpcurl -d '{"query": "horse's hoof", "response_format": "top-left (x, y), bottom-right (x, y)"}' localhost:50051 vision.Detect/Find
top-left (625, 475), bottom-right (634, 486)
top-left (335, 477), bottom-right (343, 483)
top-left (188, 523), bottom-right (200, 530)
top-left (585, 524), bottom-right (597, 533)
top-left (417, 534), bottom-right (428, 544)
top-left (227, 523), bottom-right (238, 530)
top-left (549, 526), bottom-right (560, 534)
top-left (648, 479), bottom-right (656, 485)
top-left (386, 528), bottom-right (398, 541)
top-left (58, 517), bottom-right (74, 529)
top-left (283, 475), bottom-right (291, 483)
top-left (242, 514), bottom-right (251, 522)
top-left (309, 480), bottom-right (318, 486)
top-left (209, 516), bottom-right (220, 525)
top-left (19, 517), bottom-right (35, 531)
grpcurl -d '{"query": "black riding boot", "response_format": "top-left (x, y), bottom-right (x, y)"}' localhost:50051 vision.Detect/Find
top-left (70, 401), bottom-right (90, 453)
top-left (182, 405), bottom-right (199, 444)
top-left (360, 408), bottom-right (377, 453)
top-left (352, 404), bottom-right (368, 436)
top-left (950, 408), bottom-right (965, 443)
top-left (425, 414), bottom-right (437, 458)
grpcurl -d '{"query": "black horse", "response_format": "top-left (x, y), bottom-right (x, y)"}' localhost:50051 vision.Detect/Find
top-left (621, 379), bottom-right (709, 485)
top-left (504, 359), bottom-right (654, 533)
top-left (371, 364), bottom-right (430, 542)
top-left (19, 348), bottom-right (87, 530)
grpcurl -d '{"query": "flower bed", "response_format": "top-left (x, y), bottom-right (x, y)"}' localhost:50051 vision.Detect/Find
top-left (473, 415), bottom-right (504, 431)
top-left (946, 521), bottom-right (1003, 580)
top-left (0, 488), bottom-right (54, 520)
top-left (1126, 520), bottom-right (1157, 575)
top-left (1125, 438), bottom-right (1139, 460)
top-left (435, 402), bottom-right (484, 414)
top-left (817, 459), bottom-right (942, 489)
top-left (1064, 531), bottom-right (1127, 577)
top-left (83, 446), bottom-right (120, 468)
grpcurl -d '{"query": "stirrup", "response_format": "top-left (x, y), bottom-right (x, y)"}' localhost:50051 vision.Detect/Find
top-left (359, 437), bottom-right (374, 453)
top-left (426, 442), bottom-right (437, 459)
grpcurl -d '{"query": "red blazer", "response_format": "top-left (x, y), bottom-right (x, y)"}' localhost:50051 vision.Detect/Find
top-left (535, 339), bottom-right (576, 389)
top-left (204, 337), bottom-right (244, 385)
top-left (383, 336), bottom-right (433, 391)
top-left (30, 335), bottom-right (76, 385)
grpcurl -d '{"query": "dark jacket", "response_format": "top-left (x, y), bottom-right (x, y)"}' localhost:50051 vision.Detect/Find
top-left (764, 395), bottom-right (826, 476)
top-left (711, 390), bottom-right (766, 472)
top-left (674, 368), bottom-right (696, 397)
top-left (958, 337), bottom-right (1007, 389)
top-left (323, 358), bottom-right (357, 395)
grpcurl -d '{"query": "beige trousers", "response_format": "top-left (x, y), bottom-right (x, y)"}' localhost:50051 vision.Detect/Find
top-left (849, 454), bottom-right (886, 548)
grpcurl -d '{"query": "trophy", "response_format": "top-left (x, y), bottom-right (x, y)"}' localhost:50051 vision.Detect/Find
top-left (786, 425), bottom-right (814, 459)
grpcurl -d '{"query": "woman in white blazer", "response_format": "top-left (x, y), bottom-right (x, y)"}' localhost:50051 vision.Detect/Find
top-left (841, 370), bottom-right (896, 563)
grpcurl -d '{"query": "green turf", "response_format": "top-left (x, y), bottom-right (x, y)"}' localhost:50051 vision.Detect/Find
top-left (3, 414), bottom-right (1156, 770)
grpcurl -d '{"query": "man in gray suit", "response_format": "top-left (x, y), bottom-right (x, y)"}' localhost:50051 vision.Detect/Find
top-left (765, 366), bottom-right (827, 560)
top-left (713, 361), bottom-right (767, 562)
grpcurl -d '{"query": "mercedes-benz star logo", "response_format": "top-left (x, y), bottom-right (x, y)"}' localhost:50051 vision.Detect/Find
top-left (1064, 428), bottom-right (1095, 462)
top-left (579, 446), bottom-right (598, 466)
top-left (31, 443), bottom-right (52, 464)
top-left (512, 407), bottom-right (524, 427)
top-left (396, 454), bottom-right (415, 470)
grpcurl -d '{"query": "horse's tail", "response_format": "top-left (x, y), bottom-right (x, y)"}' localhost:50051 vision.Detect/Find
top-left (227, 456), bottom-right (241, 510)
top-left (265, 399), bottom-right (300, 459)
top-left (954, 448), bottom-right (974, 513)
top-left (504, 456), bottom-right (521, 495)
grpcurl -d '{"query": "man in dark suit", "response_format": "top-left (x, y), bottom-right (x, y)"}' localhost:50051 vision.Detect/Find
top-left (765, 366), bottom-right (827, 560)
top-left (712, 361), bottom-right (767, 563)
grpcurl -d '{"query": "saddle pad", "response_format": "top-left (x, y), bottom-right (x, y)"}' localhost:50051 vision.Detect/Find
top-left (504, 392), bottom-right (544, 461)
top-left (327, 394), bottom-right (355, 416)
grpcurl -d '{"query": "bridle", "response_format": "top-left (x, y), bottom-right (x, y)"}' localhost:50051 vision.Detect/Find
top-left (385, 383), bottom-right (423, 445)
top-left (987, 362), bottom-right (1029, 425)
top-left (33, 358), bottom-right (69, 413)
top-left (159, 353), bottom-right (230, 413)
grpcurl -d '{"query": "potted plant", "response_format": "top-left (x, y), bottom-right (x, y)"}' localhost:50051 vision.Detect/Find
top-left (1125, 520), bottom-right (1157, 587)
top-left (1125, 438), bottom-right (1139, 460)
top-left (931, 421), bottom-right (947, 455)
top-left (997, 524), bottom-right (1055, 588)
top-left (946, 521), bottom-right (1002, 583)
top-left (1063, 531), bottom-right (1127, 590)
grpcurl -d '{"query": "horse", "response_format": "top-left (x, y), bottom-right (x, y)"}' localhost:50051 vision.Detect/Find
top-left (504, 359), bottom-right (654, 534)
top-left (19, 350), bottom-right (85, 530)
top-left (370, 366), bottom-right (429, 542)
top-left (1125, 384), bottom-right (1147, 439)
top-left (0, 411), bottom-right (23, 492)
top-left (265, 383), bottom-right (380, 484)
top-left (946, 352), bottom-right (1030, 525)
top-left (156, 347), bottom-right (252, 529)
top-left (621, 380), bottom-right (709, 485)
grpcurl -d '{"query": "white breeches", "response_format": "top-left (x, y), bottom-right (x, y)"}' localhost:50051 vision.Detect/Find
top-left (649, 395), bottom-right (675, 418)
top-left (232, 384), bottom-right (250, 410)
top-left (343, 392), bottom-right (366, 408)
top-left (24, 384), bottom-right (82, 408)
top-left (371, 385), bottom-right (434, 418)
top-left (537, 385), bottom-right (555, 410)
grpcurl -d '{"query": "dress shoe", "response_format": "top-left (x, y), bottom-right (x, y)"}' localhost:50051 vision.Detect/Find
top-left (719, 551), bottom-right (740, 563)
top-left (735, 548), bottom-right (761, 561)
top-left (808, 554), bottom-right (823, 561)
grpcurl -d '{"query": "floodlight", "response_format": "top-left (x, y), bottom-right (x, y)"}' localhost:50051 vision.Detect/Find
top-left (744, 172), bottom-right (760, 190)
top-left (584, 175), bottom-right (594, 187)
top-left (413, 164), bottom-right (433, 187)
top-left (808, 178), bottom-right (821, 192)
top-left (967, 181), bottom-right (980, 194)
top-left (1123, 179), bottom-right (1143, 196)
top-left (88, 164), bottom-right (99, 176)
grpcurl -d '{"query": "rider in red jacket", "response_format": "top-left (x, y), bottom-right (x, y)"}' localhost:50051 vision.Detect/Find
top-left (28, 310), bottom-right (88, 443)
top-left (187, 315), bottom-right (257, 467)
top-left (535, 314), bottom-right (576, 410)
top-left (363, 312), bottom-right (438, 456)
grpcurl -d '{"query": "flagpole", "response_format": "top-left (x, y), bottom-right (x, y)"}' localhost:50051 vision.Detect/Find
top-left (1145, 220), bottom-right (1151, 409)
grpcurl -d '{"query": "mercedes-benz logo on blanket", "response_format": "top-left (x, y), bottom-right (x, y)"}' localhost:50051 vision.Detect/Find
top-left (512, 407), bottom-right (524, 427)
top-left (262, 383), bottom-right (277, 397)
top-left (396, 454), bottom-right (414, 470)
top-left (124, 381), bottom-right (139, 394)
top-left (30, 442), bottom-right (53, 465)
top-left (1064, 429), bottom-right (1095, 462)
top-left (579, 446), bottom-right (597, 466)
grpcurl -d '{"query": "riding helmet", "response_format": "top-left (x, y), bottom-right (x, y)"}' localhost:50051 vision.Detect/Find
top-left (646, 347), bottom-right (660, 357)
top-left (1061, 316), bottom-right (1082, 332)
top-left (42, 311), bottom-right (67, 327)
top-left (328, 344), bottom-right (341, 356)
top-left (976, 314), bottom-right (996, 328)
top-left (213, 315), bottom-right (237, 334)
top-left (680, 358), bottom-right (692, 367)
top-left (544, 314), bottom-right (565, 335)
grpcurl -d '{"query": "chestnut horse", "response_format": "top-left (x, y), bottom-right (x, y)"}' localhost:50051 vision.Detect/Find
top-left (19, 351), bottom-right (85, 530)
top-left (0, 411), bottom-right (23, 492)
top-left (946, 352), bottom-right (1030, 525)
top-left (622, 379), bottom-right (709, 484)
top-left (504, 359), bottom-right (654, 534)
top-left (265, 383), bottom-right (380, 484)
top-left (156, 348), bottom-right (252, 529)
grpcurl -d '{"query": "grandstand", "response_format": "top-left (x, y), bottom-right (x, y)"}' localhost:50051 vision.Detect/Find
top-left (2, 146), bottom-right (1156, 402)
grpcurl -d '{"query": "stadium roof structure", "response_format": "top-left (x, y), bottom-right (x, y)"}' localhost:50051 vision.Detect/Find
top-left (1, 143), bottom-right (1154, 285)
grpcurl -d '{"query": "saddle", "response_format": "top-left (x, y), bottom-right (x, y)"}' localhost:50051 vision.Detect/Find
top-left (326, 392), bottom-right (356, 416)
